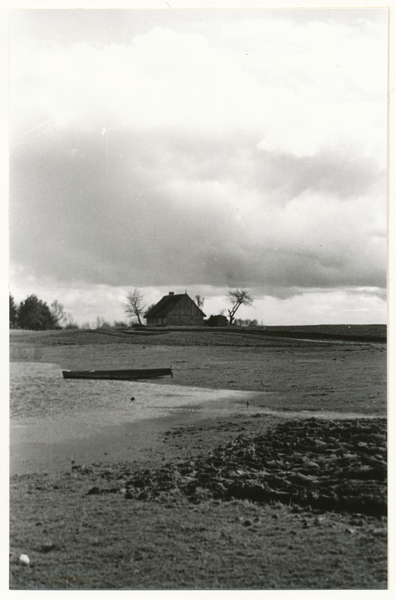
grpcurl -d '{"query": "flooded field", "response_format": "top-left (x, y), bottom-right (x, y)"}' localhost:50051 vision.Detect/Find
top-left (9, 328), bottom-right (386, 474)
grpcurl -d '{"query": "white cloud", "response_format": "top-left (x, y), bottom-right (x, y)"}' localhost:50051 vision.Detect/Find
top-left (252, 287), bottom-right (387, 325)
top-left (12, 18), bottom-right (387, 161)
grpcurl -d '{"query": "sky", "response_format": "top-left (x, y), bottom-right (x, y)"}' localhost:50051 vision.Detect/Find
top-left (9, 8), bottom-right (388, 326)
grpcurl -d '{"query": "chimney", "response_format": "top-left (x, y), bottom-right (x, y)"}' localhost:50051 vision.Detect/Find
top-left (169, 292), bottom-right (174, 296)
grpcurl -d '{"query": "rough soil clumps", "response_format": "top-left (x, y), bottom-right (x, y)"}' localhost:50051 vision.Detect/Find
top-left (87, 418), bottom-right (387, 517)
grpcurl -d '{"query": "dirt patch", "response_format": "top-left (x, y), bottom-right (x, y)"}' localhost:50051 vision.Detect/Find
top-left (114, 417), bottom-right (386, 516)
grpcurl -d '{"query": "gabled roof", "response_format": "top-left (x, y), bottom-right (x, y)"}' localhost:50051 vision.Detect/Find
top-left (145, 293), bottom-right (206, 318)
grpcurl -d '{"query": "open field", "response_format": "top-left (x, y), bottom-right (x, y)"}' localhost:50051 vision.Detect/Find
top-left (10, 325), bottom-right (387, 414)
top-left (9, 326), bottom-right (387, 589)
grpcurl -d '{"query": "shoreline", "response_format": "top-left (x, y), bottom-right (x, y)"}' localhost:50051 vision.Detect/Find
top-left (10, 398), bottom-right (385, 477)
top-left (10, 358), bottom-right (386, 476)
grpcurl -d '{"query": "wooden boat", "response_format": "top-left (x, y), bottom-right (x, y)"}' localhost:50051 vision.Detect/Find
top-left (62, 367), bottom-right (173, 381)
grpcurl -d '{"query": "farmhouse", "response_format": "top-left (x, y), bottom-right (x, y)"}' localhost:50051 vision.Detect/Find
top-left (145, 292), bottom-right (206, 327)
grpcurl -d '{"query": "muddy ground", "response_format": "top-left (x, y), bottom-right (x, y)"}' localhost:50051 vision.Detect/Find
top-left (9, 326), bottom-right (387, 589)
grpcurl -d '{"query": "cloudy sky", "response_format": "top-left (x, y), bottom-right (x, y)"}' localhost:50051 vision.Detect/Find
top-left (9, 8), bottom-right (388, 325)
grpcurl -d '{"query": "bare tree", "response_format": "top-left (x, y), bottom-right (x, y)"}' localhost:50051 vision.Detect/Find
top-left (95, 315), bottom-right (110, 329)
top-left (124, 289), bottom-right (146, 326)
top-left (227, 289), bottom-right (254, 325)
top-left (50, 300), bottom-right (67, 328)
top-left (64, 312), bottom-right (79, 329)
top-left (194, 294), bottom-right (205, 308)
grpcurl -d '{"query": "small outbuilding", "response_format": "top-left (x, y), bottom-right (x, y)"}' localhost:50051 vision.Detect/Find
top-left (145, 292), bottom-right (206, 327)
top-left (206, 314), bottom-right (229, 327)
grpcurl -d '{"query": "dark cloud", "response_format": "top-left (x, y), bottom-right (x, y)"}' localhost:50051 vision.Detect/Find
top-left (10, 113), bottom-right (387, 297)
top-left (255, 150), bottom-right (387, 201)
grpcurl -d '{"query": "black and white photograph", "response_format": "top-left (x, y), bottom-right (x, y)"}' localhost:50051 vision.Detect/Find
top-left (9, 6), bottom-right (388, 590)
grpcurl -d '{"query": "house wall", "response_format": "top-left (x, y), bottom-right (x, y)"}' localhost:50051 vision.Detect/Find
top-left (167, 315), bottom-right (204, 326)
top-left (146, 315), bottom-right (204, 326)
top-left (146, 317), bottom-right (167, 326)
top-left (166, 295), bottom-right (204, 326)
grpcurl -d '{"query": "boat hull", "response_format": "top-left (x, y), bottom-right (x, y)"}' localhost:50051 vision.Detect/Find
top-left (62, 368), bottom-right (173, 381)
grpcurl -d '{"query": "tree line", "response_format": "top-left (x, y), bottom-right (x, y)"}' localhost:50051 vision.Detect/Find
top-left (9, 292), bottom-right (140, 331)
top-left (9, 294), bottom-right (77, 330)
top-left (10, 288), bottom-right (256, 331)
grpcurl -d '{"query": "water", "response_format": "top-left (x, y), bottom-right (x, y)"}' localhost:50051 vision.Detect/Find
top-left (10, 362), bottom-right (381, 433)
top-left (10, 362), bottom-right (258, 424)
top-left (10, 362), bottom-right (383, 475)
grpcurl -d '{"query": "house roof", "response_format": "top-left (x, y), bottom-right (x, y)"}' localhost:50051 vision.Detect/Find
top-left (145, 293), bottom-right (206, 318)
